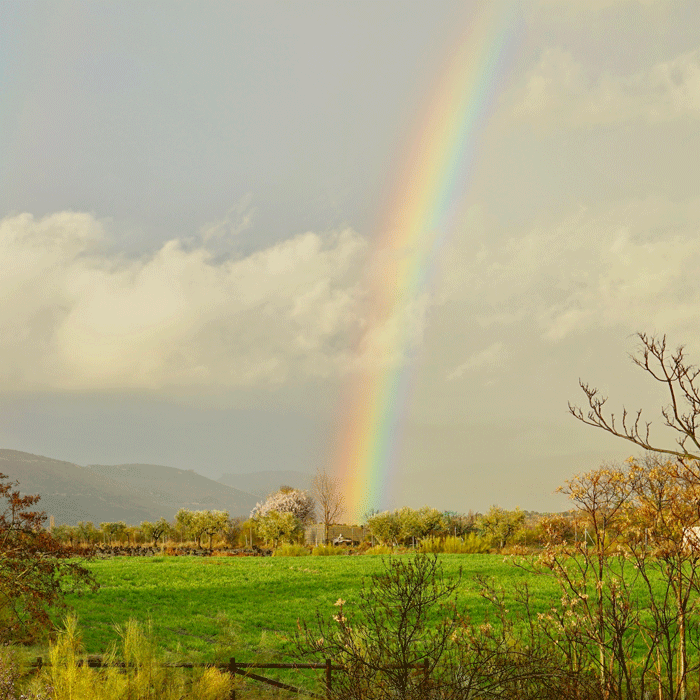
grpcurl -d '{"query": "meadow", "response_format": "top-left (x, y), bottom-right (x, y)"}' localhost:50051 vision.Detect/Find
top-left (61, 553), bottom-right (558, 662)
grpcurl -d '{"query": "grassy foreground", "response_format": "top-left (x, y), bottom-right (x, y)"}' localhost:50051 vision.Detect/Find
top-left (61, 554), bottom-right (557, 662)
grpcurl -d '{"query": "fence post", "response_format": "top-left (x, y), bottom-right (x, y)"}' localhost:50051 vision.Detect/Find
top-left (228, 657), bottom-right (236, 700)
top-left (325, 657), bottom-right (332, 698)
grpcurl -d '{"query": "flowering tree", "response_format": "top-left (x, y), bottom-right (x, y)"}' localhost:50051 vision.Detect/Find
top-left (251, 487), bottom-right (315, 523)
top-left (251, 488), bottom-right (314, 547)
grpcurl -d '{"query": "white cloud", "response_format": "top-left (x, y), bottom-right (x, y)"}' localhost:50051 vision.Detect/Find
top-left (512, 46), bottom-right (700, 126)
top-left (440, 197), bottom-right (700, 343)
top-left (534, 0), bottom-right (671, 9)
top-left (0, 212), bottom-right (381, 391)
top-left (446, 342), bottom-right (507, 381)
top-left (0, 211), bottom-right (440, 392)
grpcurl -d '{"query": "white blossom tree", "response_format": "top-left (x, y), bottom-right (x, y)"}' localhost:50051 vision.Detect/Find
top-left (251, 487), bottom-right (315, 523)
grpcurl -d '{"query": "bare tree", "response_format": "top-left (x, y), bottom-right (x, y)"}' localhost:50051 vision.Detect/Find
top-left (312, 469), bottom-right (345, 544)
top-left (570, 333), bottom-right (700, 461)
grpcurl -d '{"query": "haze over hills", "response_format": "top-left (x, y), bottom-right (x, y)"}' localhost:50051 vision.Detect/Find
top-left (0, 449), bottom-right (258, 525)
top-left (217, 469), bottom-right (314, 498)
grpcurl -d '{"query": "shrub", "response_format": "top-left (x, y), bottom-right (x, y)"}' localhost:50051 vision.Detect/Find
top-left (417, 536), bottom-right (443, 553)
top-left (364, 544), bottom-right (393, 556)
top-left (273, 544), bottom-right (310, 557)
top-left (311, 544), bottom-right (345, 556)
top-left (298, 553), bottom-right (463, 699)
top-left (443, 533), bottom-right (490, 554)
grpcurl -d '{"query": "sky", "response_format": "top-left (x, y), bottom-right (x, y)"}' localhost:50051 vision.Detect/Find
top-left (2, 0), bottom-right (700, 515)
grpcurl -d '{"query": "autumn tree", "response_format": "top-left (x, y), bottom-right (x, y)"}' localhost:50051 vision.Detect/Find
top-left (312, 469), bottom-right (345, 544)
top-left (568, 333), bottom-right (700, 696)
top-left (0, 474), bottom-right (96, 642)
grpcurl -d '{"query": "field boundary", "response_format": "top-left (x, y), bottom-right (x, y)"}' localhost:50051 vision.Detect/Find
top-left (32, 655), bottom-right (430, 698)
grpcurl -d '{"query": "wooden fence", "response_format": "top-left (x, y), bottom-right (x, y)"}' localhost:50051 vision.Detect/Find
top-left (32, 656), bottom-right (430, 698)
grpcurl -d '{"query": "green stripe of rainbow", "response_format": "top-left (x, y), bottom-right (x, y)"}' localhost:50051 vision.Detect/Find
top-left (333, 4), bottom-right (522, 521)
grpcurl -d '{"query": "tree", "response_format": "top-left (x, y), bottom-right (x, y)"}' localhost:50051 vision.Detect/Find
top-left (568, 332), bottom-right (700, 697)
top-left (251, 488), bottom-right (315, 524)
top-left (255, 510), bottom-right (303, 546)
top-left (76, 521), bottom-right (101, 545)
top-left (570, 332), bottom-right (700, 462)
top-left (0, 474), bottom-right (96, 642)
top-left (312, 469), bottom-right (345, 544)
top-left (141, 517), bottom-right (171, 546)
top-left (477, 506), bottom-right (525, 549)
top-left (100, 521), bottom-right (127, 544)
top-left (367, 510), bottom-right (402, 545)
top-left (175, 509), bottom-right (229, 548)
top-left (442, 511), bottom-right (477, 538)
top-left (526, 456), bottom-right (700, 699)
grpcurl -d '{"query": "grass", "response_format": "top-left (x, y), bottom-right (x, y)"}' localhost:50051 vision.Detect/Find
top-left (60, 554), bottom-right (556, 662)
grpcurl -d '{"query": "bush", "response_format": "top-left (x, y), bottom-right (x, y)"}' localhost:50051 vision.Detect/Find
top-left (272, 544), bottom-right (309, 557)
top-left (298, 553), bottom-right (463, 699)
top-left (311, 544), bottom-right (345, 556)
top-left (447, 533), bottom-right (490, 553)
top-left (364, 544), bottom-right (394, 556)
top-left (417, 537), bottom-right (443, 553)
top-left (416, 534), bottom-right (491, 554)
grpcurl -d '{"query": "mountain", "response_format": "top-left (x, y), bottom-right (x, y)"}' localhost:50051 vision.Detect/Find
top-left (218, 469), bottom-right (314, 497)
top-left (0, 449), bottom-right (258, 525)
top-left (87, 463), bottom-right (258, 517)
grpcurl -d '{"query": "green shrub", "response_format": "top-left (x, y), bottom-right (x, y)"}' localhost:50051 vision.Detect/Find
top-left (311, 544), bottom-right (345, 556)
top-left (272, 544), bottom-right (310, 557)
top-left (364, 544), bottom-right (394, 556)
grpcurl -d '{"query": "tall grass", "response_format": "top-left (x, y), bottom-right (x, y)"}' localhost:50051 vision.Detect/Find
top-left (272, 544), bottom-right (309, 557)
top-left (418, 534), bottom-right (491, 554)
top-left (33, 616), bottom-right (234, 700)
top-left (311, 544), bottom-right (345, 556)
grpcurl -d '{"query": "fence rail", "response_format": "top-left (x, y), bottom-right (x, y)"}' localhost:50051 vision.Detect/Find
top-left (32, 655), bottom-right (429, 699)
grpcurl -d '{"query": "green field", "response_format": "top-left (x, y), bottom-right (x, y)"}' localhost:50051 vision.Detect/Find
top-left (63, 554), bottom-right (558, 662)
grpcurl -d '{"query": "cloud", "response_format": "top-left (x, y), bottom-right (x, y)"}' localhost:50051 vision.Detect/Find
top-left (512, 46), bottom-right (700, 126)
top-left (446, 342), bottom-right (507, 381)
top-left (0, 212), bottom-right (380, 392)
top-left (440, 197), bottom-right (700, 343)
top-left (534, 0), bottom-right (671, 9)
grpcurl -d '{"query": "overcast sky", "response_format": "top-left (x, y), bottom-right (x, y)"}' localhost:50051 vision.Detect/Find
top-left (2, 0), bottom-right (699, 514)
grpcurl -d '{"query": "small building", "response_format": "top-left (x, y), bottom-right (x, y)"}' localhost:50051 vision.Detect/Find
top-left (304, 523), bottom-right (369, 546)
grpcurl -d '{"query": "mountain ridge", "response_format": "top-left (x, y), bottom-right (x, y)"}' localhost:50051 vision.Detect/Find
top-left (0, 449), bottom-right (258, 525)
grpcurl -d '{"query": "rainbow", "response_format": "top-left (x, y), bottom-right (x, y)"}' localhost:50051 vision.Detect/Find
top-left (333, 4), bottom-right (521, 521)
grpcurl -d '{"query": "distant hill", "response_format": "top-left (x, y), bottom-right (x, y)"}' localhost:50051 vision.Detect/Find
top-left (218, 469), bottom-right (314, 498)
top-left (87, 463), bottom-right (258, 518)
top-left (0, 449), bottom-right (258, 525)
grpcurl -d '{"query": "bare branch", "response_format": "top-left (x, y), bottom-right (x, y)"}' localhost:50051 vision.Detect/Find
top-left (570, 333), bottom-right (700, 462)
